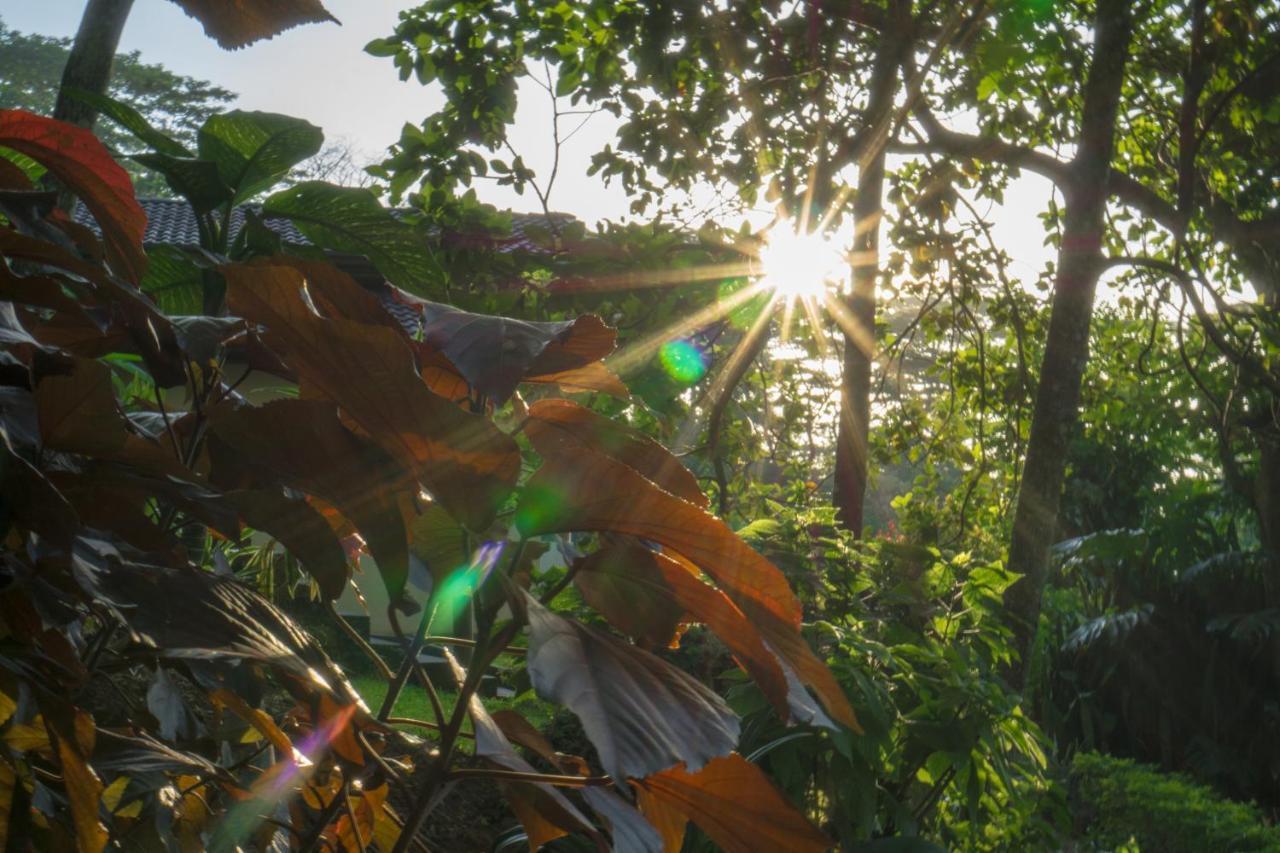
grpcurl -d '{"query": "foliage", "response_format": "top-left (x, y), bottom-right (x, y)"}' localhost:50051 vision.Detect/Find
top-left (0, 106), bottom-right (856, 850)
top-left (1069, 752), bottom-right (1280, 852)
top-left (0, 17), bottom-right (235, 197)
top-left (724, 498), bottom-right (1062, 850)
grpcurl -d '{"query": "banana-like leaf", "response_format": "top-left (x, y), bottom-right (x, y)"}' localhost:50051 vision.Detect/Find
top-left (197, 111), bottom-right (323, 203)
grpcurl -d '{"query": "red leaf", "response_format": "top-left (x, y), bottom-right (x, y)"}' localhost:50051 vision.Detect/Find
top-left (0, 110), bottom-right (146, 281)
top-left (524, 399), bottom-right (705, 508)
top-left (635, 754), bottom-right (831, 853)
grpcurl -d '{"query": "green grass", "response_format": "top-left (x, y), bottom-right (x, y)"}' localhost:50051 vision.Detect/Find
top-left (351, 674), bottom-right (555, 745)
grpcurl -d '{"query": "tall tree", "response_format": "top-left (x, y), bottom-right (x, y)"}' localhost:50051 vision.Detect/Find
top-left (0, 16), bottom-right (235, 196)
top-left (369, 0), bottom-right (980, 531)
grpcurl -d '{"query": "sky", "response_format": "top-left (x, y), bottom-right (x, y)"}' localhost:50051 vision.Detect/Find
top-left (1, 0), bottom-right (1057, 280)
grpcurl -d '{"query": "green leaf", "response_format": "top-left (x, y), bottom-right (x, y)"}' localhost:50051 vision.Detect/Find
top-left (138, 246), bottom-right (207, 315)
top-left (131, 152), bottom-right (232, 214)
top-left (197, 110), bottom-right (323, 203)
top-left (261, 181), bottom-right (442, 293)
top-left (62, 87), bottom-right (191, 158)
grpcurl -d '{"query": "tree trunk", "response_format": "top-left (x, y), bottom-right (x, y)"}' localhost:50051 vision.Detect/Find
top-left (1003, 0), bottom-right (1135, 688)
top-left (832, 12), bottom-right (901, 535)
top-left (53, 0), bottom-right (136, 129)
top-left (52, 0), bottom-right (136, 211)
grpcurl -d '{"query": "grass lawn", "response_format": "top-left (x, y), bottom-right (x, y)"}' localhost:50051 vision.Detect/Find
top-left (351, 674), bottom-right (556, 745)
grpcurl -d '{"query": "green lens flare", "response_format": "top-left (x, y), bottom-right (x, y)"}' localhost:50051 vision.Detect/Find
top-left (659, 339), bottom-right (707, 384)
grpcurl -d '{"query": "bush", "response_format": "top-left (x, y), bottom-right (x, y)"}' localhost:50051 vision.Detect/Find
top-left (1070, 752), bottom-right (1280, 852)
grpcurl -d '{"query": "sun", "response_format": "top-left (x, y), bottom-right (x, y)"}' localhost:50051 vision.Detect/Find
top-left (758, 225), bottom-right (846, 300)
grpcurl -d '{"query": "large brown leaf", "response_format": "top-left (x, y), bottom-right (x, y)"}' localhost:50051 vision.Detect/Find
top-left (523, 361), bottom-right (629, 399)
top-left (575, 540), bottom-right (789, 717)
top-left (224, 263), bottom-right (519, 532)
top-left (406, 297), bottom-right (616, 404)
top-left (0, 110), bottom-right (146, 281)
top-left (523, 595), bottom-right (738, 783)
top-left (226, 489), bottom-right (350, 600)
top-left (33, 356), bottom-right (129, 457)
top-left (634, 754), bottom-right (831, 853)
top-left (208, 399), bottom-right (412, 604)
top-left (524, 399), bottom-right (705, 507)
top-left (166, 0), bottom-right (339, 49)
top-left (41, 704), bottom-right (107, 853)
top-left (516, 449), bottom-right (799, 629)
top-left (517, 451), bottom-right (858, 730)
top-left (444, 649), bottom-right (598, 848)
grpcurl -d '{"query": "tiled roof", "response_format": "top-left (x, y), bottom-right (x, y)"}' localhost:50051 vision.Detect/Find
top-left (73, 197), bottom-right (573, 255)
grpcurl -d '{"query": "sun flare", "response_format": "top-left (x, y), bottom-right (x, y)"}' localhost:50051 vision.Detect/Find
top-left (758, 225), bottom-right (846, 300)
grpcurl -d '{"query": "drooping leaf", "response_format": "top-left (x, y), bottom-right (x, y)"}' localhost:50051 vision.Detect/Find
top-left (76, 551), bottom-right (357, 702)
top-left (524, 399), bottom-right (705, 507)
top-left (0, 110), bottom-right (147, 281)
top-left (581, 787), bottom-right (663, 853)
top-left (226, 488), bottom-right (351, 600)
top-left (523, 595), bottom-right (739, 783)
top-left (523, 361), bottom-right (629, 399)
top-left (404, 300), bottom-right (616, 404)
top-left (224, 263), bottom-right (520, 532)
top-left (254, 255), bottom-right (401, 333)
top-left (407, 500), bottom-right (469, 587)
top-left (165, 0), bottom-right (339, 50)
top-left (516, 449), bottom-right (799, 628)
top-left (444, 649), bottom-right (598, 848)
top-left (146, 668), bottom-right (197, 742)
top-left (197, 111), bottom-right (323, 203)
top-left (574, 540), bottom-right (789, 717)
top-left (261, 182), bottom-right (442, 293)
top-left (33, 356), bottom-right (130, 457)
top-left (41, 703), bottom-right (108, 853)
top-left (517, 451), bottom-right (857, 730)
top-left (634, 754), bottom-right (831, 853)
top-left (62, 87), bottom-right (190, 158)
top-left (132, 152), bottom-right (232, 213)
top-left (208, 399), bottom-right (410, 603)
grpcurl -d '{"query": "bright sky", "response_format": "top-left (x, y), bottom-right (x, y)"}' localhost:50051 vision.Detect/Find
top-left (2, 0), bottom-right (1057, 280)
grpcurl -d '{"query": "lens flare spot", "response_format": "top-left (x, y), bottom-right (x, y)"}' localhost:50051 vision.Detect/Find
top-left (658, 339), bottom-right (708, 384)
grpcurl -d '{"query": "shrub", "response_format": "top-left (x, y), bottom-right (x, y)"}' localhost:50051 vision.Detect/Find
top-left (1070, 752), bottom-right (1280, 852)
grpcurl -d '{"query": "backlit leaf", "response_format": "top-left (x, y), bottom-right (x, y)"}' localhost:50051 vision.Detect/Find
top-left (524, 399), bottom-right (705, 507)
top-left (224, 263), bottom-right (520, 533)
top-left (261, 182), bottom-right (441, 293)
top-left (575, 540), bottom-right (789, 717)
top-left (0, 110), bottom-right (147, 281)
top-left (634, 754), bottom-right (831, 853)
top-left (406, 300), bottom-right (616, 404)
top-left (197, 111), bottom-right (323, 203)
top-left (166, 0), bottom-right (339, 50)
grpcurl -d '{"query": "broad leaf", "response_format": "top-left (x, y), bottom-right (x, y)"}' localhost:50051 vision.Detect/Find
top-left (207, 399), bottom-right (411, 603)
top-left (166, 0), bottom-right (339, 49)
top-left (42, 704), bottom-right (108, 853)
top-left (445, 649), bottom-right (598, 847)
top-left (138, 246), bottom-right (205, 315)
top-left (0, 110), bottom-right (147, 281)
top-left (33, 356), bottom-right (130, 457)
top-left (405, 300), bottom-right (616, 404)
top-left (261, 182), bottom-right (442, 293)
top-left (132, 152), bottom-right (232, 213)
top-left (224, 263), bottom-right (520, 532)
top-left (634, 754), bottom-right (831, 853)
top-left (62, 87), bottom-right (190, 158)
top-left (516, 449), bottom-right (800, 628)
top-left (575, 540), bottom-right (790, 717)
top-left (197, 111), bottom-right (323, 203)
top-left (581, 787), bottom-right (663, 853)
top-left (517, 451), bottom-right (858, 730)
top-left (524, 399), bottom-right (705, 507)
top-left (227, 489), bottom-right (351, 600)
top-left (523, 595), bottom-right (739, 783)
top-left (523, 361), bottom-right (629, 399)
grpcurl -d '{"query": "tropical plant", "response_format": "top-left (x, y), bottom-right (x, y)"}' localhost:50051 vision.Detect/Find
top-left (0, 107), bottom-right (859, 850)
